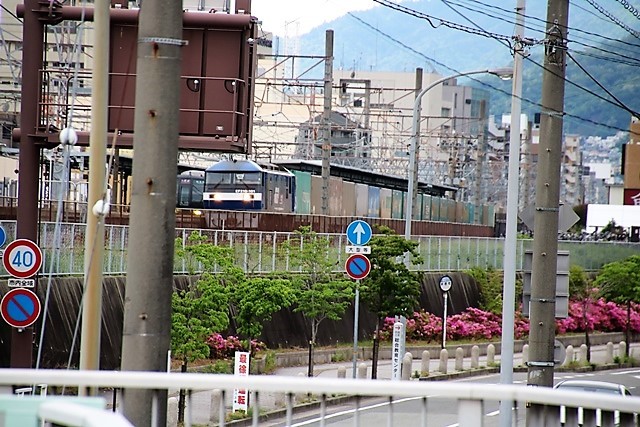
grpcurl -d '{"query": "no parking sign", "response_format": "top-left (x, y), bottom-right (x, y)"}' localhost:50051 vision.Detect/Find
top-left (1, 288), bottom-right (41, 328)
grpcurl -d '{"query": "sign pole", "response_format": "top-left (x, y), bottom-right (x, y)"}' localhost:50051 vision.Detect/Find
top-left (345, 220), bottom-right (372, 378)
top-left (442, 292), bottom-right (448, 349)
top-left (352, 280), bottom-right (360, 378)
top-left (439, 275), bottom-right (452, 350)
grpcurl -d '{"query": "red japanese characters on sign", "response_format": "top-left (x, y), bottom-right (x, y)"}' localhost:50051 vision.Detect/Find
top-left (233, 351), bottom-right (250, 412)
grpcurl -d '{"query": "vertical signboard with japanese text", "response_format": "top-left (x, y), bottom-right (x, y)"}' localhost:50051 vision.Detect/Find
top-left (391, 321), bottom-right (404, 381)
top-left (233, 351), bottom-right (250, 412)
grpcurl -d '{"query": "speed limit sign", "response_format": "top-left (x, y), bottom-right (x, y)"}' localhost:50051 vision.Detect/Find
top-left (3, 239), bottom-right (43, 279)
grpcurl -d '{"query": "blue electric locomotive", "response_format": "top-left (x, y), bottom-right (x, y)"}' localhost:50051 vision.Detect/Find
top-left (202, 159), bottom-right (295, 212)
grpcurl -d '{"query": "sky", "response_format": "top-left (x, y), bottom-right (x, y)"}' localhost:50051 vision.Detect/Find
top-left (251, 0), bottom-right (378, 37)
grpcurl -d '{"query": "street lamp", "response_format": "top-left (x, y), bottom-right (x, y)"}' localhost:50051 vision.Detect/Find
top-left (404, 67), bottom-right (513, 242)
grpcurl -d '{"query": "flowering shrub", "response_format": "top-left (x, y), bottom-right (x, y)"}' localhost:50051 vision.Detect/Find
top-left (379, 299), bottom-right (640, 343)
top-left (206, 333), bottom-right (266, 359)
top-left (556, 298), bottom-right (640, 334)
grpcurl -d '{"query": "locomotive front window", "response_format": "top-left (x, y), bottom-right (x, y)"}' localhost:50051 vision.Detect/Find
top-left (206, 172), bottom-right (233, 185)
top-left (235, 172), bottom-right (261, 184)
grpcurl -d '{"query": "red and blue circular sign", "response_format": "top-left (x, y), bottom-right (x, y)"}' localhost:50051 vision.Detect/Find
top-left (345, 254), bottom-right (371, 280)
top-left (1, 288), bottom-right (41, 328)
top-left (3, 239), bottom-right (43, 279)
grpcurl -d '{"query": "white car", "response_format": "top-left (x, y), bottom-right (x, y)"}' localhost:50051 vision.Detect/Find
top-left (554, 380), bottom-right (633, 426)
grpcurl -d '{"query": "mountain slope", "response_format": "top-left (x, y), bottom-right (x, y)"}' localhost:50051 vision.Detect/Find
top-left (293, 1), bottom-right (640, 136)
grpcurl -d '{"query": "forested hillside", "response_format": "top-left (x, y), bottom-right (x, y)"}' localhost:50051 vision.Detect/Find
top-left (294, 1), bottom-right (640, 136)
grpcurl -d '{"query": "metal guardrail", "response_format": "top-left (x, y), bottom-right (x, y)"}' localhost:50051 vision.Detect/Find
top-left (0, 221), bottom-right (638, 277)
top-left (0, 368), bottom-right (638, 427)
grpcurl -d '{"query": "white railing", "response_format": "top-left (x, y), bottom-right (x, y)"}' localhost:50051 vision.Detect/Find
top-left (0, 221), bottom-right (638, 276)
top-left (0, 369), bottom-right (638, 427)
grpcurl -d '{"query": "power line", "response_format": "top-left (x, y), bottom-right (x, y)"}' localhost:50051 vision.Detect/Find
top-left (368, 0), bottom-right (638, 133)
top-left (583, 0), bottom-right (640, 39)
top-left (566, 51), bottom-right (640, 118)
top-left (612, 0), bottom-right (640, 20)
top-left (442, 0), bottom-right (640, 65)
top-left (371, 0), bottom-right (514, 46)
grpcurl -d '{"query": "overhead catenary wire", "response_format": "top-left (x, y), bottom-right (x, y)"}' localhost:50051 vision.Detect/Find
top-left (35, 3), bottom-right (90, 372)
top-left (369, 0), bottom-right (639, 133)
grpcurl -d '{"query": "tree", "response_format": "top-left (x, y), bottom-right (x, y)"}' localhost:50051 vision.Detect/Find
top-left (231, 275), bottom-right (296, 353)
top-left (171, 232), bottom-right (237, 422)
top-left (281, 226), bottom-right (354, 376)
top-left (360, 226), bottom-right (422, 378)
top-left (594, 255), bottom-right (640, 357)
top-left (569, 265), bottom-right (593, 360)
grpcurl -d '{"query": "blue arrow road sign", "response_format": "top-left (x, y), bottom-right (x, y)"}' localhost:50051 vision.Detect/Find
top-left (0, 226), bottom-right (6, 247)
top-left (346, 220), bottom-right (372, 246)
top-left (345, 254), bottom-right (371, 280)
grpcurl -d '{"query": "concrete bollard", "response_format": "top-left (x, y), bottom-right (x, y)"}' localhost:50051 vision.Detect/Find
top-left (579, 344), bottom-right (588, 364)
top-left (522, 344), bottom-right (529, 366)
top-left (167, 396), bottom-right (178, 427)
top-left (564, 345), bottom-right (574, 366)
top-left (357, 362), bottom-right (368, 379)
top-left (439, 348), bottom-right (449, 374)
top-left (296, 373), bottom-right (308, 403)
top-left (402, 352), bottom-right (413, 380)
top-left (619, 341), bottom-right (627, 360)
top-left (273, 392), bottom-right (286, 408)
top-left (455, 347), bottom-right (464, 371)
top-left (605, 342), bottom-right (614, 364)
top-left (486, 344), bottom-right (495, 366)
top-left (470, 345), bottom-right (479, 369)
top-left (208, 389), bottom-right (222, 425)
top-left (421, 350), bottom-right (430, 377)
top-left (337, 366), bottom-right (346, 379)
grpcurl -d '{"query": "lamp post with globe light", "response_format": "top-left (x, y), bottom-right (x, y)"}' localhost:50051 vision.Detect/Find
top-left (404, 67), bottom-right (513, 244)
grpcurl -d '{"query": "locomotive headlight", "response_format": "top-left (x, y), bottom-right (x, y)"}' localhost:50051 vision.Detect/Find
top-left (212, 193), bottom-right (221, 201)
top-left (242, 193), bottom-right (252, 201)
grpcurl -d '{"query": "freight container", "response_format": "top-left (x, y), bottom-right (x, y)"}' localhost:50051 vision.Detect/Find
top-left (368, 186), bottom-right (381, 218)
top-left (293, 171), bottom-right (311, 214)
top-left (431, 196), bottom-right (441, 221)
top-left (380, 188), bottom-right (392, 218)
top-left (422, 194), bottom-right (432, 221)
top-left (445, 199), bottom-right (456, 222)
top-left (391, 190), bottom-right (404, 219)
top-left (329, 177), bottom-right (343, 216)
top-left (310, 175), bottom-right (323, 214)
top-left (355, 183), bottom-right (369, 217)
top-left (343, 181), bottom-right (357, 216)
top-left (486, 204), bottom-right (495, 227)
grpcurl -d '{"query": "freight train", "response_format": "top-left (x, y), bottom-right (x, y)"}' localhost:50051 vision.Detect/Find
top-left (176, 159), bottom-right (495, 227)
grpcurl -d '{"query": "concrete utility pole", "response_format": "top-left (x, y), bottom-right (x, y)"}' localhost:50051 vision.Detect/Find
top-left (410, 67), bottom-right (423, 220)
top-left (321, 30), bottom-right (333, 215)
top-left (499, 1), bottom-right (526, 426)
top-left (120, 0), bottom-right (183, 425)
top-left (79, 0), bottom-right (109, 385)
top-left (474, 100), bottom-right (486, 213)
top-left (527, 0), bottom-right (569, 411)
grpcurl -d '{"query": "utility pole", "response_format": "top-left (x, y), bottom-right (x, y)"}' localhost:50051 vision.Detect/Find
top-left (79, 0), bottom-right (109, 385)
top-left (410, 67), bottom-right (423, 220)
top-left (474, 100), bottom-right (486, 216)
top-left (527, 0), bottom-right (568, 421)
top-left (499, 1), bottom-right (525, 426)
top-left (321, 30), bottom-right (333, 215)
top-left (120, 1), bottom-right (183, 425)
